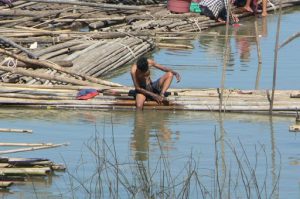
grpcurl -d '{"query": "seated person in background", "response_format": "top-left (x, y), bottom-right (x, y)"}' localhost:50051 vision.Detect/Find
top-left (261, 0), bottom-right (268, 17)
top-left (130, 57), bottom-right (181, 110)
top-left (199, 0), bottom-right (239, 23)
top-left (237, 0), bottom-right (268, 16)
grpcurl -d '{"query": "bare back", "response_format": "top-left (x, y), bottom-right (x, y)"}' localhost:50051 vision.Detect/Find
top-left (131, 63), bottom-right (152, 89)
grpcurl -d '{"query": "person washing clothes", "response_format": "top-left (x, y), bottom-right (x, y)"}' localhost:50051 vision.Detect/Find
top-left (199, 0), bottom-right (239, 23)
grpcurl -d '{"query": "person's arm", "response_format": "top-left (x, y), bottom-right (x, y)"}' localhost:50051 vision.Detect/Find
top-left (148, 59), bottom-right (181, 82)
top-left (130, 64), bottom-right (164, 103)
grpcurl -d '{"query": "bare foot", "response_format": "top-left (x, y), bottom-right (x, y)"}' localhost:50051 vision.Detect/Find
top-left (216, 18), bottom-right (225, 23)
top-left (262, 11), bottom-right (268, 17)
top-left (243, 6), bottom-right (253, 13)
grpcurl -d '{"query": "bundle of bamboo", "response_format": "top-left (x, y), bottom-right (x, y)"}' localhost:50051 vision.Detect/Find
top-left (0, 156), bottom-right (66, 189)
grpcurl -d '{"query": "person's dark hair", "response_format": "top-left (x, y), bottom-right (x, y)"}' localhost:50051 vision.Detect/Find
top-left (136, 57), bottom-right (148, 72)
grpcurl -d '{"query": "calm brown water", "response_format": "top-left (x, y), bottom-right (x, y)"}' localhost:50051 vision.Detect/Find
top-left (1, 7), bottom-right (300, 199)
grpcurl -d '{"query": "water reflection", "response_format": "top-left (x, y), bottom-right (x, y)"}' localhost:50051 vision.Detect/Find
top-left (268, 116), bottom-right (280, 199)
top-left (131, 111), bottom-right (178, 161)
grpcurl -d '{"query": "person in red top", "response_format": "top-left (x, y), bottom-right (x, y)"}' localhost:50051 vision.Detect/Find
top-left (130, 57), bottom-right (181, 110)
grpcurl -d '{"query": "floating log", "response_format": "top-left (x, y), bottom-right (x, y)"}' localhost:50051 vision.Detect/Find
top-left (0, 128), bottom-right (32, 133)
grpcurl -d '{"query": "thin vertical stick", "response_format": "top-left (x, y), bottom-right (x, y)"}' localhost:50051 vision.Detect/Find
top-left (219, 0), bottom-right (231, 112)
top-left (254, 19), bottom-right (262, 89)
top-left (270, 0), bottom-right (282, 114)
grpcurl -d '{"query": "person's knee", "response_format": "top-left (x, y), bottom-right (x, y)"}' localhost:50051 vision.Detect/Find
top-left (166, 72), bottom-right (173, 79)
top-left (136, 102), bottom-right (144, 110)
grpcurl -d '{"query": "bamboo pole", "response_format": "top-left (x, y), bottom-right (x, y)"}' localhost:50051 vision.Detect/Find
top-left (4, 7), bottom-right (75, 28)
top-left (63, 40), bottom-right (106, 61)
top-left (20, 0), bottom-right (147, 10)
top-left (34, 40), bottom-right (83, 57)
top-left (279, 32), bottom-right (300, 49)
top-left (0, 181), bottom-right (13, 188)
top-left (81, 38), bottom-right (142, 75)
top-left (0, 93), bottom-right (74, 100)
top-left (0, 128), bottom-right (32, 133)
top-left (0, 36), bottom-right (38, 59)
top-left (0, 48), bottom-right (123, 87)
top-left (0, 143), bottom-right (58, 147)
top-left (2, 59), bottom-right (73, 68)
top-left (0, 65), bottom-right (103, 87)
top-left (270, 0), bottom-right (283, 114)
top-left (0, 143), bottom-right (68, 155)
top-left (156, 43), bottom-right (193, 49)
top-left (0, 163), bottom-right (10, 168)
top-left (0, 167), bottom-right (51, 175)
top-left (254, 19), bottom-right (262, 89)
top-left (219, 0), bottom-right (231, 112)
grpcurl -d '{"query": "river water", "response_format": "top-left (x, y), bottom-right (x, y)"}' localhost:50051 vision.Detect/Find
top-left (1, 7), bottom-right (300, 199)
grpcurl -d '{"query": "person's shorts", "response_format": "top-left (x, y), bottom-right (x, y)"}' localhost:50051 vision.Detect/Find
top-left (135, 78), bottom-right (162, 99)
top-left (150, 78), bottom-right (161, 94)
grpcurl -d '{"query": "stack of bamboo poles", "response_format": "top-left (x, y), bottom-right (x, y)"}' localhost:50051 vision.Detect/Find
top-left (0, 0), bottom-right (299, 34)
top-left (1, 83), bottom-right (300, 114)
top-left (0, 156), bottom-right (65, 189)
top-left (0, 38), bottom-right (129, 86)
top-left (0, 36), bottom-right (154, 83)
top-left (70, 36), bottom-right (155, 76)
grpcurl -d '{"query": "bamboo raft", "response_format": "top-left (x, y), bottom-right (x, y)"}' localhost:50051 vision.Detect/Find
top-left (1, 0), bottom-right (299, 86)
top-left (1, 83), bottom-right (300, 115)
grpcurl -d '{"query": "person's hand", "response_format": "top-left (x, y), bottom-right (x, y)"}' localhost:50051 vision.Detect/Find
top-left (173, 72), bottom-right (181, 83)
top-left (232, 14), bottom-right (239, 23)
top-left (153, 94), bottom-right (164, 104)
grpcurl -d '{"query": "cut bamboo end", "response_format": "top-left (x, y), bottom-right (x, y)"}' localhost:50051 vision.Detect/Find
top-left (289, 125), bottom-right (300, 132)
top-left (51, 164), bottom-right (66, 171)
top-left (0, 181), bottom-right (13, 188)
top-left (0, 128), bottom-right (33, 133)
top-left (0, 167), bottom-right (51, 176)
